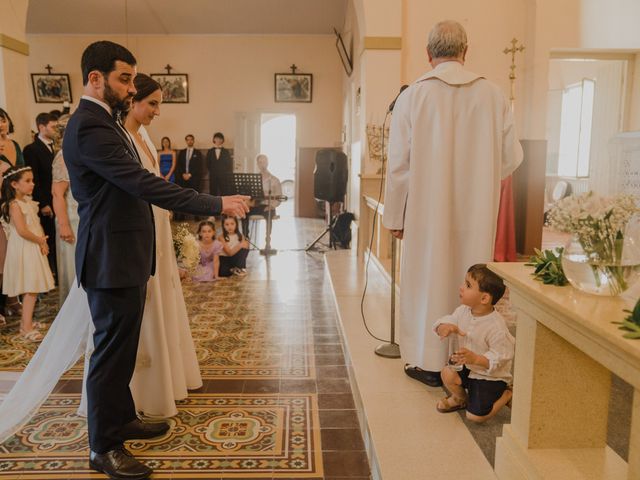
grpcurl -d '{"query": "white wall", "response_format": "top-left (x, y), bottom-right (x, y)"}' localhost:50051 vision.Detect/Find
top-left (401, 0), bottom-right (527, 109)
top-left (26, 34), bottom-right (343, 151)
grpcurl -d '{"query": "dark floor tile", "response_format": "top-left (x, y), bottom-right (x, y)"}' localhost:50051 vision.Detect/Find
top-left (313, 326), bottom-right (340, 335)
top-left (315, 354), bottom-right (346, 366)
top-left (314, 334), bottom-right (343, 345)
top-left (319, 410), bottom-right (360, 429)
top-left (242, 379), bottom-right (280, 393)
top-left (54, 379), bottom-right (82, 394)
top-left (312, 318), bottom-right (337, 326)
top-left (325, 477), bottom-right (371, 480)
top-left (321, 428), bottom-right (365, 451)
top-left (279, 379), bottom-right (317, 393)
top-left (322, 450), bottom-right (370, 477)
top-left (318, 393), bottom-right (356, 410)
top-left (317, 378), bottom-right (351, 394)
top-left (314, 344), bottom-right (344, 355)
top-left (201, 379), bottom-right (245, 394)
top-left (316, 365), bottom-right (348, 379)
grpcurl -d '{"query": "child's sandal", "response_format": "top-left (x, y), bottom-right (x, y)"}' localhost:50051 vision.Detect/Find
top-left (436, 396), bottom-right (467, 413)
top-left (20, 329), bottom-right (44, 343)
top-left (0, 314), bottom-right (6, 327)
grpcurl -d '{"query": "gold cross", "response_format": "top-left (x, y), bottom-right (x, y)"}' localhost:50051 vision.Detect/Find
top-left (503, 38), bottom-right (525, 103)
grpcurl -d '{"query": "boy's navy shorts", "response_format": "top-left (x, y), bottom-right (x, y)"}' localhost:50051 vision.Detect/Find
top-left (459, 366), bottom-right (508, 416)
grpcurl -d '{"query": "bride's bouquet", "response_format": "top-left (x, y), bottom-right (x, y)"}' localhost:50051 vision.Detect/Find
top-left (173, 223), bottom-right (200, 273)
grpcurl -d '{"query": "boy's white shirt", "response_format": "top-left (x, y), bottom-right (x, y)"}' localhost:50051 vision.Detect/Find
top-left (433, 305), bottom-right (514, 383)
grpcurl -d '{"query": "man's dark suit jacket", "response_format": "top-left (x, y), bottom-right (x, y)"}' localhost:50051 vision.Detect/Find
top-left (206, 146), bottom-right (233, 194)
top-left (175, 147), bottom-right (203, 191)
top-left (63, 99), bottom-right (221, 289)
top-left (23, 136), bottom-right (55, 209)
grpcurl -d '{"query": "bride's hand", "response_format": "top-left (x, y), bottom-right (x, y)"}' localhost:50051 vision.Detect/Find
top-left (59, 223), bottom-right (75, 244)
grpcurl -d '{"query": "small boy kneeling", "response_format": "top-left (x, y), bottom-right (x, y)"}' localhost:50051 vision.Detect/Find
top-left (434, 264), bottom-right (514, 423)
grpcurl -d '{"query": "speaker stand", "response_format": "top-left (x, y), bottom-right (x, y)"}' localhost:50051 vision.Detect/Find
top-left (306, 202), bottom-right (335, 251)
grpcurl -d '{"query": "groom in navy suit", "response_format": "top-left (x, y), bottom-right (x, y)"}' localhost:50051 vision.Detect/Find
top-left (63, 41), bottom-right (248, 479)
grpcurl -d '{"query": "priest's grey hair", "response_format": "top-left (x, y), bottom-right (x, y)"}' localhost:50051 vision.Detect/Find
top-left (427, 20), bottom-right (468, 59)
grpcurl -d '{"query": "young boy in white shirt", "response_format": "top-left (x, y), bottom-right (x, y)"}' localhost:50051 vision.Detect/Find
top-left (434, 264), bottom-right (514, 423)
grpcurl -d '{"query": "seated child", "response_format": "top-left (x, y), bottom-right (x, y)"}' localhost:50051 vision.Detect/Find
top-left (434, 264), bottom-right (514, 423)
top-left (192, 220), bottom-right (223, 282)
top-left (218, 216), bottom-right (250, 277)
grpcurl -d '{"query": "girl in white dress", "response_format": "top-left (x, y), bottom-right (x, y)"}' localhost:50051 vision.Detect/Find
top-left (0, 167), bottom-right (55, 342)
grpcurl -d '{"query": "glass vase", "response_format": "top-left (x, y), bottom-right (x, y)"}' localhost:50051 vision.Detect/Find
top-left (561, 233), bottom-right (640, 296)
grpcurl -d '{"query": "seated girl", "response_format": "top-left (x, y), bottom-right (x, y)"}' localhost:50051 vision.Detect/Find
top-left (218, 216), bottom-right (249, 277)
top-left (192, 220), bottom-right (223, 282)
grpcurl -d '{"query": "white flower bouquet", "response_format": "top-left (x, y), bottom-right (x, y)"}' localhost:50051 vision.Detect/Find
top-left (173, 223), bottom-right (200, 273)
top-left (548, 191), bottom-right (640, 295)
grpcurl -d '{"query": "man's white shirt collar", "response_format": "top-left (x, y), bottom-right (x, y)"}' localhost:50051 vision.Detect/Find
top-left (82, 95), bottom-right (112, 116)
top-left (38, 133), bottom-right (53, 147)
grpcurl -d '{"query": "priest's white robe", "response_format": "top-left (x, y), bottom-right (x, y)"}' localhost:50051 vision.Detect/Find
top-left (382, 61), bottom-right (523, 371)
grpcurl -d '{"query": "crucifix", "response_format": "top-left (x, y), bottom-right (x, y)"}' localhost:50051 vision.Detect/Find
top-left (503, 38), bottom-right (525, 105)
top-left (45, 64), bottom-right (53, 74)
top-left (289, 64), bottom-right (298, 74)
top-left (164, 64), bottom-right (173, 74)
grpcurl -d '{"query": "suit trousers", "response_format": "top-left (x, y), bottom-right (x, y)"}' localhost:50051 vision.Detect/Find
top-left (85, 284), bottom-right (146, 453)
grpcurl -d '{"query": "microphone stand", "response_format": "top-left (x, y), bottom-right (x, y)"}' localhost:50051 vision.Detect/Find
top-left (374, 233), bottom-right (400, 358)
top-left (260, 181), bottom-right (277, 256)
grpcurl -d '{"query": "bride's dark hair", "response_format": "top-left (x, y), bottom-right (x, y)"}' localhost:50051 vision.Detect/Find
top-left (132, 73), bottom-right (161, 102)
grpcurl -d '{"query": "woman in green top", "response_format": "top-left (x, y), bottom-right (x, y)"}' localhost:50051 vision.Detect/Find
top-left (0, 107), bottom-right (25, 322)
top-left (0, 108), bottom-right (25, 170)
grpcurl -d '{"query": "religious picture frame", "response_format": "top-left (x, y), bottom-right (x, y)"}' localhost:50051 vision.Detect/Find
top-left (150, 73), bottom-right (189, 103)
top-left (274, 73), bottom-right (312, 103)
top-left (31, 73), bottom-right (73, 103)
top-left (334, 28), bottom-right (353, 76)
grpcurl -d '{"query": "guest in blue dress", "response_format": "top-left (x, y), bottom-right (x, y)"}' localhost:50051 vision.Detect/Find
top-left (158, 136), bottom-right (176, 182)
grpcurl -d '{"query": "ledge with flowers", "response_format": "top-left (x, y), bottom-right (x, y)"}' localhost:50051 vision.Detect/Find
top-left (489, 191), bottom-right (640, 480)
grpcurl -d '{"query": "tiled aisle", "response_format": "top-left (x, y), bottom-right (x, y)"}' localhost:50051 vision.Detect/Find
top-left (0, 218), bottom-right (371, 479)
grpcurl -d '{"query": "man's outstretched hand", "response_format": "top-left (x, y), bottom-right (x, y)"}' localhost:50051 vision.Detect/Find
top-left (221, 195), bottom-right (250, 218)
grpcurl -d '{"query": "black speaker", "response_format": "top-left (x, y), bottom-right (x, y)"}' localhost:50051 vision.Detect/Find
top-left (313, 149), bottom-right (348, 202)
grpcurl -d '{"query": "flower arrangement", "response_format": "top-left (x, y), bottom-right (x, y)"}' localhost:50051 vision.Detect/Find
top-left (173, 223), bottom-right (200, 273)
top-left (547, 191), bottom-right (640, 295)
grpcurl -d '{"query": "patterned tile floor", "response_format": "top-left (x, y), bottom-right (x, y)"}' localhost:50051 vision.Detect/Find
top-left (0, 216), bottom-right (371, 479)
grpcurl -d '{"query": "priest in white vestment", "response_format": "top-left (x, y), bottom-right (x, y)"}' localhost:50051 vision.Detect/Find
top-left (382, 20), bottom-right (523, 386)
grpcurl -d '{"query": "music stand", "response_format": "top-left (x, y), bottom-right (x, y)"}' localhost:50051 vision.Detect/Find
top-left (220, 173), bottom-right (280, 256)
top-left (220, 173), bottom-right (264, 198)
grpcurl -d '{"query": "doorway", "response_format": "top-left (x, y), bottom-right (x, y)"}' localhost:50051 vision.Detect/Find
top-left (260, 113), bottom-right (297, 217)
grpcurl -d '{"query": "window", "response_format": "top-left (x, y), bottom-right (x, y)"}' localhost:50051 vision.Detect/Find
top-left (557, 79), bottom-right (595, 177)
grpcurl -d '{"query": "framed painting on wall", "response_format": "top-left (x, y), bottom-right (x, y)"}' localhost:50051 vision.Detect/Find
top-left (150, 73), bottom-right (189, 103)
top-left (31, 73), bottom-right (73, 103)
top-left (274, 73), bottom-right (312, 103)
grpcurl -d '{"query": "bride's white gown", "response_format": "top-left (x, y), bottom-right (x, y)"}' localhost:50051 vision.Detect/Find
top-left (0, 126), bottom-right (201, 441)
top-left (125, 126), bottom-right (202, 416)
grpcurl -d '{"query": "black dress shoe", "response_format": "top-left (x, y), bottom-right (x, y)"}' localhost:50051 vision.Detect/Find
top-left (404, 364), bottom-right (443, 387)
top-left (89, 447), bottom-right (152, 479)
top-left (121, 418), bottom-right (170, 440)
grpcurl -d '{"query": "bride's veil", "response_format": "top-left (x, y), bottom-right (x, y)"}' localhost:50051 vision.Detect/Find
top-left (0, 281), bottom-right (93, 442)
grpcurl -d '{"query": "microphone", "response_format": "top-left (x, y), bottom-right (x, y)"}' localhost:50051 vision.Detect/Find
top-left (388, 85), bottom-right (409, 113)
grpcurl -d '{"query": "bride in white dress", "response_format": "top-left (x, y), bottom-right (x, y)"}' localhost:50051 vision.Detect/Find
top-left (0, 74), bottom-right (201, 440)
top-left (123, 74), bottom-right (202, 416)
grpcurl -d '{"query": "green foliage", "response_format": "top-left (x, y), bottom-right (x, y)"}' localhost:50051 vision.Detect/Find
top-left (524, 248), bottom-right (568, 286)
top-left (614, 298), bottom-right (640, 339)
